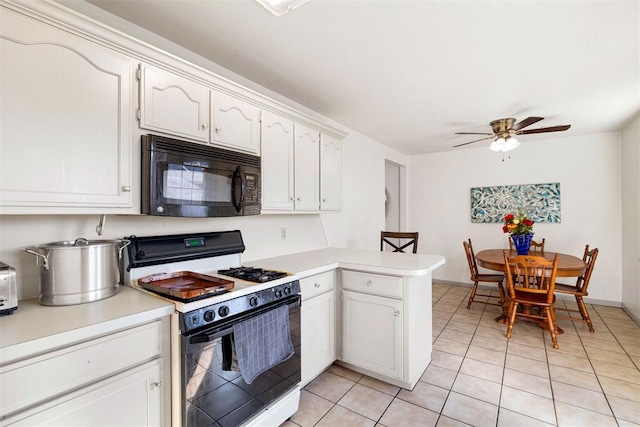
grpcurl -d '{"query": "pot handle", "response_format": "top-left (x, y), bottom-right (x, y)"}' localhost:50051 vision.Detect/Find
top-left (22, 248), bottom-right (50, 271)
top-left (118, 240), bottom-right (132, 260)
top-left (74, 238), bottom-right (89, 246)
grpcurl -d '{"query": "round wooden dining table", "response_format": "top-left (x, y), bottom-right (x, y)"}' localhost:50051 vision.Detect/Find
top-left (475, 249), bottom-right (587, 277)
top-left (475, 249), bottom-right (587, 333)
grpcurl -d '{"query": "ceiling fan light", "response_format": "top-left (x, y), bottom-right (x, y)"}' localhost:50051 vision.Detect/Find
top-left (490, 137), bottom-right (506, 152)
top-left (255, 0), bottom-right (310, 16)
top-left (504, 136), bottom-right (520, 151)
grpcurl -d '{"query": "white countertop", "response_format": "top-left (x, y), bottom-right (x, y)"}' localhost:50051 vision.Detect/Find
top-left (248, 248), bottom-right (446, 279)
top-left (0, 247), bottom-right (445, 364)
top-left (0, 286), bottom-right (174, 363)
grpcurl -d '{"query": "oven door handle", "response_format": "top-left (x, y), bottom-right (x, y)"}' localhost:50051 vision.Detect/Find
top-left (189, 326), bottom-right (234, 344)
top-left (185, 294), bottom-right (300, 342)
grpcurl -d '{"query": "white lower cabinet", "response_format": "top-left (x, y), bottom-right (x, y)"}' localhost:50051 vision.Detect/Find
top-left (5, 361), bottom-right (162, 426)
top-left (341, 290), bottom-right (403, 380)
top-left (0, 320), bottom-right (169, 426)
top-left (339, 270), bottom-right (432, 390)
top-left (300, 271), bottom-right (336, 386)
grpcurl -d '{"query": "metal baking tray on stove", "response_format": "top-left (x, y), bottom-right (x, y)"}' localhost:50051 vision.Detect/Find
top-left (138, 271), bottom-right (234, 301)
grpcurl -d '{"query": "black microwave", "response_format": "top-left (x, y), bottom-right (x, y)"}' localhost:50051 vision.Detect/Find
top-left (141, 134), bottom-right (261, 217)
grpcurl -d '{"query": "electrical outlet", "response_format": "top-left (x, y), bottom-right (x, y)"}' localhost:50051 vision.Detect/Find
top-left (281, 228), bottom-right (287, 240)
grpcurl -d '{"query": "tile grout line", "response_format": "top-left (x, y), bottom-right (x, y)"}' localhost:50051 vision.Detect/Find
top-left (287, 283), bottom-right (640, 427)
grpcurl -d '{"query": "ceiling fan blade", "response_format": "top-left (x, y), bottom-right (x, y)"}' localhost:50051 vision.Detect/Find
top-left (517, 124), bottom-right (571, 135)
top-left (453, 136), bottom-right (494, 148)
top-left (454, 132), bottom-right (494, 135)
top-left (510, 116), bottom-right (544, 132)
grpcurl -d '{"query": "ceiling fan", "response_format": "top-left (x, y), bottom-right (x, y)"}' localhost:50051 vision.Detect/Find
top-left (453, 117), bottom-right (571, 152)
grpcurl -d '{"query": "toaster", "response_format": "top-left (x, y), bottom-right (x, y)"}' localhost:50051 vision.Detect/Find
top-left (0, 261), bottom-right (18, 315)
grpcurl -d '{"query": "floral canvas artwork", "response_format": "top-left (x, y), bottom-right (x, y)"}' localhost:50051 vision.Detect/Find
top-left (470, 183), bottom-right (561, 223)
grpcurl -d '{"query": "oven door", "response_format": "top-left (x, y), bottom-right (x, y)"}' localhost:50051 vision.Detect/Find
top-left (181, 295), bottom-right (301, 427)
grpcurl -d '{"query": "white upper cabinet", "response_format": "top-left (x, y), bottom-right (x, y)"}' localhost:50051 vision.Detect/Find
top-left (262, 117), bottom-right (329, 213)
top-left (320, 134), bottom-right (343, 211)
top-left (261, 111), bottom-right (295, 210)
top-left (210, 91), bottom-right (261, 154)
top-left (0, 6), bottom-right (133, 211)
top-left (139, 64), bottom-right (210, 142)
top-left (293, 123), bottom-right (320, 211)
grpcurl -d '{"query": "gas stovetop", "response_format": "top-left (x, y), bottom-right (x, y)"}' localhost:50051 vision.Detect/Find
top-left (217, 267), bottom-right (289, 283)
top-left (123, 231), bottom-right (300, 314)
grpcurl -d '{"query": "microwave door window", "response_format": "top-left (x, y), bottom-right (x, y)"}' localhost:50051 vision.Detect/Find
top-left (162, 163), bottom-right (232, 204)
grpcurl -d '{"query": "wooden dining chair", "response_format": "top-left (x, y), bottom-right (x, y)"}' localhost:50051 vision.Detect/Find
top-left (503, 252), bottom-right (560, 349)
top-left (509, 237), bottom-right (546, 253)
top-left (380, 231), bottom-right (419, 253)
top-left (463, 239), bottom-right (505, 309)
top-left (554, 245), bottom-right (599, 332)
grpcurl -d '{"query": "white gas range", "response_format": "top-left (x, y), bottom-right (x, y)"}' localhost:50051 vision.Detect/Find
top-left (123, 230), bottom-right (301, 427)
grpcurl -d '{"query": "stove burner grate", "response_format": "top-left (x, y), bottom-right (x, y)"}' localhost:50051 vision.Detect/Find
top-left (218, 267), bottom-right (289, 283)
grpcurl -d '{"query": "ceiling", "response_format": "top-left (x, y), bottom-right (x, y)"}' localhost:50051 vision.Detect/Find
top-left (81, 0), bottom-right (639, 155)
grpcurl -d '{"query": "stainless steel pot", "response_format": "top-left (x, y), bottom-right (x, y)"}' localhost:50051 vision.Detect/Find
top-left (23, 238), bottom-right (130, 306)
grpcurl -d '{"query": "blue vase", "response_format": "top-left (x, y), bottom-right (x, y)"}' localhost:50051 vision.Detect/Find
top-left (511, 233), bottom-right (534, 255)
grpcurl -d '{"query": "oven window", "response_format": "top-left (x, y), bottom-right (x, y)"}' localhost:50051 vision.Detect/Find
top-left (163, 163), bottom-right (232, 203)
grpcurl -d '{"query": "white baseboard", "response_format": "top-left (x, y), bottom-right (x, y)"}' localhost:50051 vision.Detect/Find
top-left (432, 279), bottom-right (622, 307)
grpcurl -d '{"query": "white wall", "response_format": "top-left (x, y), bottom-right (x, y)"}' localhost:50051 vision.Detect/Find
top-left (320, 130), bottom-right (409, 250)
top-left (0, 1), bottom-right (409, 300)
top-left (408, 132), bottom-right (623, 305)
top-left (621, 114), bottom-right (640, 320)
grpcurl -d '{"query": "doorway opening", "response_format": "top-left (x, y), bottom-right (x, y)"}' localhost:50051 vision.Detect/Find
top-left (384, 160), bottom-right (407, 236)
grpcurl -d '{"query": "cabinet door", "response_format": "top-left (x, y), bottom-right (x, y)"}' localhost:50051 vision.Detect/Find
top-left (341, 290), bottom-right (403, 380)
top-left (293, 124), bottom-right (320, 211)
top-left (140, 64), bottom-right (210, 142)
top-left (0, 8), bottom-right (132, 209)
top-left (210, 90), bottom-right (260, 154)
top-left (261, 111), bottom-right (294, 210)
top-left (301, 290), bottom-right (336, 386)
top-left (320, 134), bottom-right (343, 211)
top-left (6, 361), bottom-right (163, 426)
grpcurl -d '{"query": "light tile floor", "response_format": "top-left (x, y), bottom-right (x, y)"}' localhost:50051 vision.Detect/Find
top-left (283, 282), bottom-right (640, 427)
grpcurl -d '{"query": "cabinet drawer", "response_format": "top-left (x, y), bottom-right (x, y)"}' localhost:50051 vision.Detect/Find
top-left (300, 271), bottom-right (335, 300)
top-left (342, 270), bottom-right (403, 298)
top-left (1, 321), bottom-right (163, 417)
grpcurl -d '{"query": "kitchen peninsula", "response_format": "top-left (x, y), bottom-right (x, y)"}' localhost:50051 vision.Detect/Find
top-left (250, 248), bottom-right (446, 390)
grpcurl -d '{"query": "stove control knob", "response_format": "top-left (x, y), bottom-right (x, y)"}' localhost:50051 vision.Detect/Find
top-left (203, 310), bottom-right (215, 322)
top-left (283, 286), bottom-right (291, 296)
top-left (275, 289), bottom-right (283, 298)
top-left (218, 306), bottom-right (229, 317)
top-left (249, 296), bottom-right (259, 307)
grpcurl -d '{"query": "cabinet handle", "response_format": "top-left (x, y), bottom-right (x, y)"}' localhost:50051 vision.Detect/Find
top-left (394, 310), bottom-right (400, 317)
top-left (322, 198), bottom-right (327, 202)
top-left (314, 283), bottom-right (320, 288)
top-left (296, 197), bottom-right (302, 201)
top-left (366, 280), bottom-right (372, 286)
top-left (122, 185), bottom-right (131, 192)
top-left (151, 381), bottom-right (161, 390)
top-left (202, 122), bottom-right (209, 130)
top-left (290, 197), bottom-right (295, 201)
top-left (215, 126), bottom-right (222, 132)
